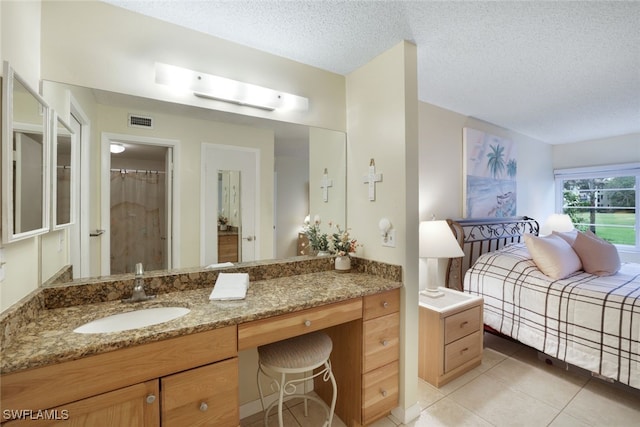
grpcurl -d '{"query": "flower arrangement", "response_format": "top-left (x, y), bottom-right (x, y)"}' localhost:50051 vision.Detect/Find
top-left (303, 215), bottom-right (330, 252)
top-left (218, 214), bottom-right (228, 227)
top-left (330, 224), bottom-right (358, 256)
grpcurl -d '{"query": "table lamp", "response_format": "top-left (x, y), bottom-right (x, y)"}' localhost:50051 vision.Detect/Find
top-left (540, 213), bottom-right (574, 236)
top-left (419, 220), bottom-right (464, 298)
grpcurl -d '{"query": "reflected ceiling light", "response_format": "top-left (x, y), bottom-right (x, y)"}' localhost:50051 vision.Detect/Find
top-left (155, 62), bottom-right (309, 112)
top-left (110, 143), bottom-right (125, 154)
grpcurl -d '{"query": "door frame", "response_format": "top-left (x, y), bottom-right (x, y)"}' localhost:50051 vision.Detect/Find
top-left (100, 133), bottom-right (180, 276)
top-left (69, 93), bottom-right (90, 279)
top-left (200, 143), bottom-right (260, 266)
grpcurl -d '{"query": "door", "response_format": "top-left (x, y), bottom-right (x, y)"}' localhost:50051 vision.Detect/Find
top-left (202, 144), bottom-right (258, 266)
top-left (101, 133), bottom-right (179, 276)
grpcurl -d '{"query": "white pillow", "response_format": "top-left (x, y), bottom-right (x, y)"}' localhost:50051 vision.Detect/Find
top-left (524, 233), bottom-right (582, 280)
top-left (572, 231), bottom-right (621, 276)
top-left (552, 229), bottom-right (578, 246)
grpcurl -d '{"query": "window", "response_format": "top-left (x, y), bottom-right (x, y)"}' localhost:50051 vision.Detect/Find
top-left (554, 163), bottom-right (639, 250)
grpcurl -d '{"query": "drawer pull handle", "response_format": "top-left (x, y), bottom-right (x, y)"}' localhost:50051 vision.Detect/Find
top-left (460, 321), bottom-right (469, 328)
top-left (461, 347), bottom-right (469, 354)
top-left (381, 339), bottom-right (389, 347)
top-left (146, 394), bottom-right (156, 404)
top-left (304, 320), bottom-right (312, 327)
top-left (382, 301), bottom-right (389, 308)
top-left (200, 402), bottom-right (208, 412)
top-left (381, 389), bottom-right (388, 397)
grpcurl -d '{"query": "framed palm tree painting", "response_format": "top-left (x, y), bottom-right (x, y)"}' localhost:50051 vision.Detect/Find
top-left (463, 128), bottom-right (517, 217)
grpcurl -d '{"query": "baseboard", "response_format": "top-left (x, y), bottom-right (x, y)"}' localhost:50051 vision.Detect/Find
top-left (390, 402), bottom-right (421, 424)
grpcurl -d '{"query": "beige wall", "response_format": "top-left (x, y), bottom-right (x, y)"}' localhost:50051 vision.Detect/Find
top-left (346, 40), bottom-right (420, 421)
top-left (552, 133), bottom-right (640, 169)
top-left (418, 102), bottom-right (556, 290)
top-left (40, 0), bottom-right (346, 133)
top-left (95, 100), bottom-right (275, 268)
top-left (309, 127), bottom-right (347, 236)
top-left (1, 0), bottom-right (43, 311)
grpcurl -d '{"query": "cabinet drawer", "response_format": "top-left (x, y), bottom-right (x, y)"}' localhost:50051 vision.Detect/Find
top-left (238, 298), bottom-right (362, 350)
top-left (444, 305), bottom-right (481, 344)
top-left (363, 312), bottom-right (399, 373)
top-left (362, 361), bottom-right (399, 424)
top-left (161, 358), bottom-right (238, 427)
top-left (363, 289), bottom-right (400, 320)
top-left (444, 330), bottom-right (482, 373)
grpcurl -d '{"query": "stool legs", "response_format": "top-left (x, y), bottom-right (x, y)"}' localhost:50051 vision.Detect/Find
top-left (257, 360), bottom-right (337, 427)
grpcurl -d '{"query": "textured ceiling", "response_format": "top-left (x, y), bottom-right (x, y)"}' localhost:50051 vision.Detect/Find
top-left (103, 0), bottom-right (640, 145)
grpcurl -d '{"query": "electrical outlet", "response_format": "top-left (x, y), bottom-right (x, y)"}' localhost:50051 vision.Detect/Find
top-left (382, 229), bottom-right (396, 247)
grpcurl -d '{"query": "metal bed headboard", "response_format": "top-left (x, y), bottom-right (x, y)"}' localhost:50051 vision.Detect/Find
top-left (445, 216), bottom-right (539, 291)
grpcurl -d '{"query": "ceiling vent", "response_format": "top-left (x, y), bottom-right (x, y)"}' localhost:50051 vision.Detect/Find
top-left (128, 114), bottom-right (154, 129)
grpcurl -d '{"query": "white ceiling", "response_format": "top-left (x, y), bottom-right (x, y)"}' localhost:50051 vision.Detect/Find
top-left (103, 0), bottom-right (640, 145)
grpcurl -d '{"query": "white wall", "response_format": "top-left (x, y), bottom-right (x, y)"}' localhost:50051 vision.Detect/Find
top-left (346, 40), bottom-right (420, 423)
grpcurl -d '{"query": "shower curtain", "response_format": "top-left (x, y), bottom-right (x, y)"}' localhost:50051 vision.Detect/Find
top-left (110, 170), bottom-right (166, 274)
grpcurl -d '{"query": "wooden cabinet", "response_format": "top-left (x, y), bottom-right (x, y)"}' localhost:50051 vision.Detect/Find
top-left (218, 233), bottom-right (239, 263)
top-left (1, 328), bottom-right (238, 426)
top-left (361, 289), bottom-right (400, 425)
top-left (418, 288), bottom-right (483, 387)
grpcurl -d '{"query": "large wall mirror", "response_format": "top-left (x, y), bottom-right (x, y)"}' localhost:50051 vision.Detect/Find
top-left (2, 62), bottom-right (51, 243)
top-left (52, 113), bottom-right (76, 229)
top-left (41, 80), bottom-right (346, 280)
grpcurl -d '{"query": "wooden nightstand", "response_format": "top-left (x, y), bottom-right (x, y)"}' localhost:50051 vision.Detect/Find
top-left (418, 287), bottom-right (483, 387)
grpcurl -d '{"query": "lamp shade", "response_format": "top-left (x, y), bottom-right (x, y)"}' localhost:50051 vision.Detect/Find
top-left (419, 220), bottom-right (464, 258)
top-left (540, 213), bottom-right (574, 236)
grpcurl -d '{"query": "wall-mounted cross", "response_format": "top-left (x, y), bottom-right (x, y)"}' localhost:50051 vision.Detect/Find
top-left (320, 168), bottom-right (333, 202)
top-left (363, 158), bottom-right (383, 201)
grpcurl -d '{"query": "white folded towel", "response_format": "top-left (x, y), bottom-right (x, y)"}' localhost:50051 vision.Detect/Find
top-left (209, 273), bottom-right (250, 301)
top-left (205, 262), bottom-right (234, 269)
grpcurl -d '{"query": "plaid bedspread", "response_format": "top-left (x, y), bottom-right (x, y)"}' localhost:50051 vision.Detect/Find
top-left (464, 243), bottom-right (640, 389)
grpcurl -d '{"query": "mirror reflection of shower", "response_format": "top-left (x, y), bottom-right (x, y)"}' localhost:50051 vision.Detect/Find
top-left (217, 170), bottom-right (241, 263)
top-left (110, 144), bottom-right (170, 274)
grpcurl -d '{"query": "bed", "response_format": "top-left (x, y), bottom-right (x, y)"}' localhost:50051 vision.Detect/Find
top-left (445, 216), bottom-right (640, 390)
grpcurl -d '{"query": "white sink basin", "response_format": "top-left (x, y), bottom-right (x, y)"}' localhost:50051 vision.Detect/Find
top-left (73, 307), bottom-right (190, 334)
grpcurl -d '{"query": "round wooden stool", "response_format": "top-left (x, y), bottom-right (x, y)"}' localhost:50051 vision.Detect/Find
top-left (257, 331), bottom-right (337, 426)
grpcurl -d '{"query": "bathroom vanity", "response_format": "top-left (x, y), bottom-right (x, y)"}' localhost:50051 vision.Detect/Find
top-left (0, 257), bottom-right (402, 426)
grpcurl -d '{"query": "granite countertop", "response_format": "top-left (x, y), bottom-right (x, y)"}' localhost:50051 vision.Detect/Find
top-left (1, 270), bottom-right (401, 375)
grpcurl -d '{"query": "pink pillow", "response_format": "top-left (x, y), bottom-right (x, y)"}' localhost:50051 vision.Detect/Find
top-left (572, 231), bottom-right (620, 276)
top-left (524, 234), bottom-right (582, 280)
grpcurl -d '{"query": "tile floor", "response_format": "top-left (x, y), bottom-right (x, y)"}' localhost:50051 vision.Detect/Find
top-left (240, 333), bottom-right (640, 426)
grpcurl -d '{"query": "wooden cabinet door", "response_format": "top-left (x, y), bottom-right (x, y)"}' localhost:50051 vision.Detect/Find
top-left (161, 358), bottom-right (239, 427)
top-left (4, 380), bottom-right (159, 426)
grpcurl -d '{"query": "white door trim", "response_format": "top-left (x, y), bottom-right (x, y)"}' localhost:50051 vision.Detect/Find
top-left (100, 132), bottom-right (181, 276)
top-left (69, 93), bottom-right (90, 279)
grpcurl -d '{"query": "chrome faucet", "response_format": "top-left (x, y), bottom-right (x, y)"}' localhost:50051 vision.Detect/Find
top-left (122, 262), bottom-right (156, 303)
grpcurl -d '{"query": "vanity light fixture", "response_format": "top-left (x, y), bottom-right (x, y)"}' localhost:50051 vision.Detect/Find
top-left (110, 143), bottom-right (125, 154)
top-left (155, 62), bottom-right (309, 112)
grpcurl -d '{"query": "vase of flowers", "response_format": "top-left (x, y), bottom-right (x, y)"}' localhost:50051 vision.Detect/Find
top-left (303, 215), bottom-right (330, 255)
top-left (330, 225), bottom-right (358, 272)
top-left (218, 214), bottom-right (228, 231)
